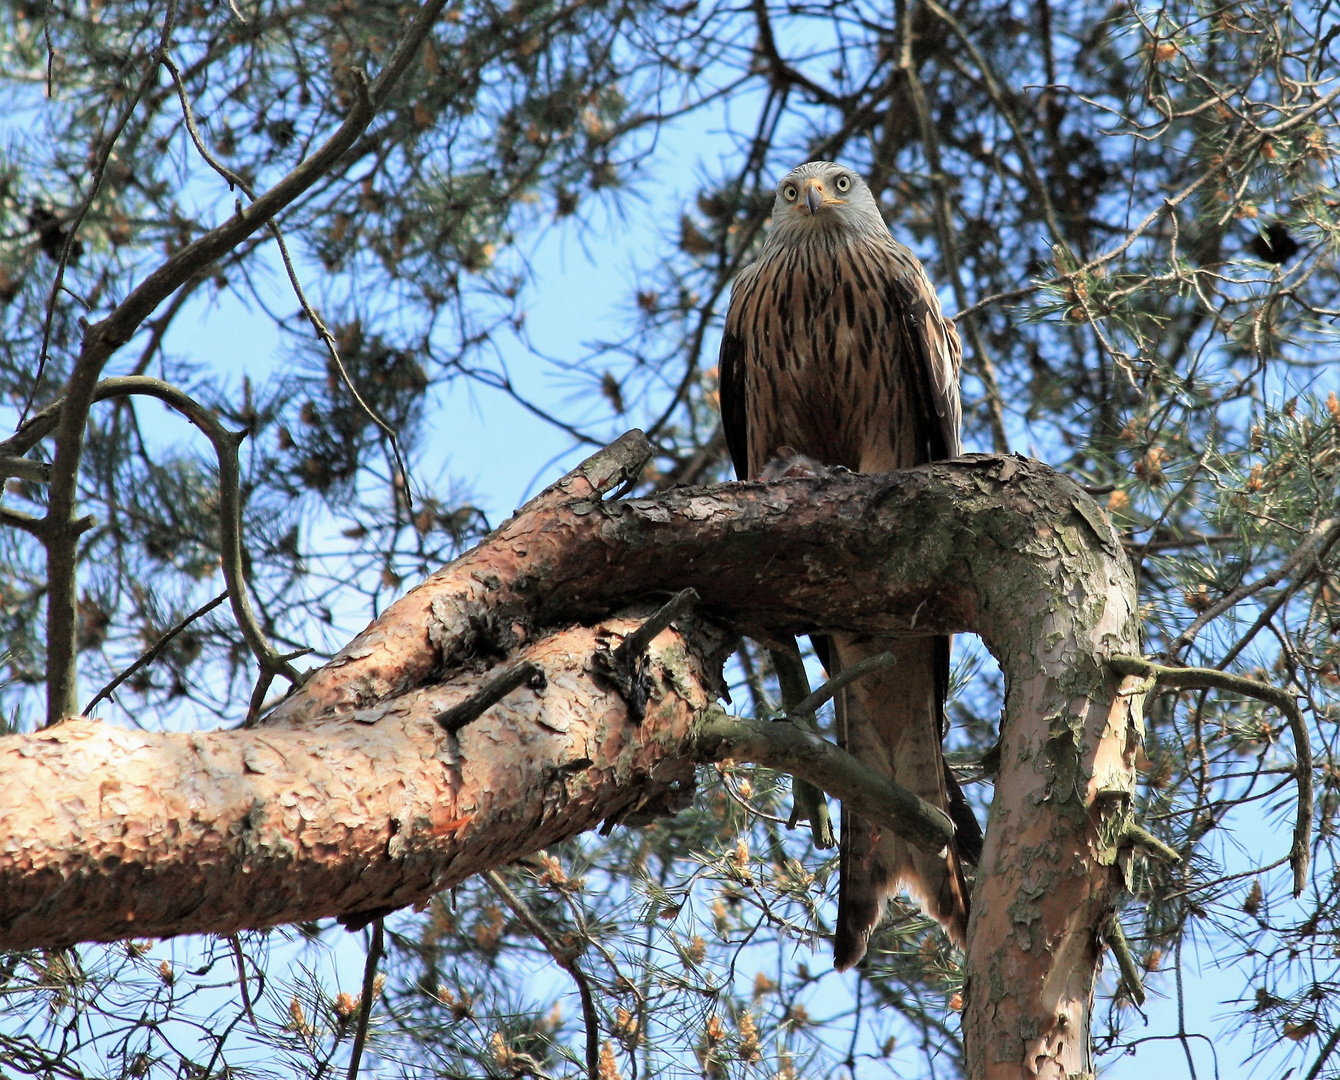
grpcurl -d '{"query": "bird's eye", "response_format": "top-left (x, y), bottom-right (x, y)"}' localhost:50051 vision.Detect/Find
top-left (783, 184), bottom-right (798, 201)
top-left (835, 174), bottom-right (851, 193)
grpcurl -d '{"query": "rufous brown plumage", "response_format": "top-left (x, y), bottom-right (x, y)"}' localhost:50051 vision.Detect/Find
top-left (718, 160), bottom-right (983, 969)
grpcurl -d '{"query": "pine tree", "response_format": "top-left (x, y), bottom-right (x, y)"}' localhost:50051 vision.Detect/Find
top-left (1, 0), bottom-right (1338, 1074)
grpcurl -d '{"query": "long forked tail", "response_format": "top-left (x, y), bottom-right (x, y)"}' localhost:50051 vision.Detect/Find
top-left (825, 634), bottom-right (982, 970)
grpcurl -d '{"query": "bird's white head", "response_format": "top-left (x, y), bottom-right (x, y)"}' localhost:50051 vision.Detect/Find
top-left (768, 160), bottom-right (883, 238)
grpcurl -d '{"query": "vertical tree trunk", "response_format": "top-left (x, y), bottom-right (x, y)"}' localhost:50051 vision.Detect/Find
top-left (957, 462), bottom-right (1143, 1078)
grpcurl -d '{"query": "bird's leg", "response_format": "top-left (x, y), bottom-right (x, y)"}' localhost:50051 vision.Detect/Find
top-left (767, 641), bottom-right (836, 849)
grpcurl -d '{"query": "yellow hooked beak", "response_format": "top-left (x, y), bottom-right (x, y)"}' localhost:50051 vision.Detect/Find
top-left (798, 177), bottom-right (837, 215)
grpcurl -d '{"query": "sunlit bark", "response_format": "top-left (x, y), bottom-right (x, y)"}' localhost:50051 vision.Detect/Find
top-left (0, 433), bottom-right (1141, 1077)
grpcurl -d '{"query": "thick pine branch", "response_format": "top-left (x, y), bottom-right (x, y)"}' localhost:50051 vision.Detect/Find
top-left (0, 432), bottom-right (1147, 1079)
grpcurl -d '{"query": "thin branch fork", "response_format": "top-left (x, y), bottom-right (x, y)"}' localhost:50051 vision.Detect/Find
top-left (1110, 653), bottom-right (1313, 894)
top-left (6, 375), bottom-right (305, 715)
top-left (94, 378), bottom-right (303, 691)
top-left (486, 870), bottom-right (601, 1080)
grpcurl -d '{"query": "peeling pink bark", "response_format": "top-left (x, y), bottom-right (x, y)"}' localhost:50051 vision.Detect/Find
top-left (1, 621), bottom-right (705, 948)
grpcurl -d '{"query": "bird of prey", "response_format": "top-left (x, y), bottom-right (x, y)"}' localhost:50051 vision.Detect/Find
top-left (717, 160), bottom-right (983, 969)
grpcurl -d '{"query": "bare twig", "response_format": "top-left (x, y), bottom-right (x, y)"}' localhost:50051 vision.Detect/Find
top-left (1104, 916), bottom-right (1147, 1008)
top-left (267, 218), bottom-right (415, 509)
top-left (246, 669), bottom-right (278, 728)
top-left (1110, 654), bottom-right (1312, 894)
top-left (345, 919), bottom-right (384, 1080)
top-left (921, 0), bottom-right (1067, 246)
top-left (0, 506), bottom-right (45, 535)
top-left (227, 934), bottom-right (261, 1033)
top-left (788, 651), bottom-right (895, 721)
top-left (161, 54), bottom-right (253, 195)
top-left (1123, 822), bottom-right (1183, 864)
top-left (84, 377), bottom-right (303, 690)
top-left (162, 50), bottom-right (415, 506)
top-left (611, 588), bottom-right (699, 670)
top-left (644, 158), bottom-right (770, 443)
top-left (486, 870), bottom-right (601, 1080)
top-left (28, 0), bottom-right (181, 425)
top-left (749, 0), bottom-right (843, 106)
top-left (950, 283), bottom-right (1042, 321)
top-left (893, 0), bottom-right (1009, 453)
top-left (0, 456), bottom-right (51, 483)
top-left (596, 589), bottom-right (702, 722)
top-left (693, 707), bottom-right (956, 855)
top-left (435, 661), bottom-right (543, 734)
top-left (82, 590), bottom-right (229, 716)
top-left (767, 643), bottom-right (835, 848)
top-left (1169, 518), bottom-right (1340, 656)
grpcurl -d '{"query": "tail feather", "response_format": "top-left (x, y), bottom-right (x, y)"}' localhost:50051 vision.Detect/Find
top-left (828, 634), bottom-right (977, 970)
top-left (834, 807), bottom-right (884, 971)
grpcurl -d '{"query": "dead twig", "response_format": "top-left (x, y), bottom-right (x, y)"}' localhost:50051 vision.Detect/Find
top-left (79, 378), bottom-right (306, 696)
top-left (1123, 822), bottom-right (1183, 864)
top-left (597, 589), bottom-right (700, 721)
top-left (893, 0), bottom-right (1008, 453)
top-left (227, 933), bottom-right (261, 1033)
top-left (767, 642), bottom-right (835, 848)
top-left (83, 591), bottom-right (229, 716)
top-left (1169, 518), bottom-right (1340, 657)
top-left (162, 50), bottom-right (415, 507)
top-left (345, 919), bottom-right (384, 1080)
top-left (0, 456), bottom-right (51, 484)
top-left (486, 871), bottom-right (601, 1080)
top-left (1110, 654), bottom-right (1311, 894)
top-left (435, 661), bottom-right (544, 733)
top-left (611, 588), bottom-right (699, 670)
top-left (1103, 915), bottom-right (1146, 1008)
top-left (693, 706), bottom-right (955, 855)
top-left (788, 651), bottom-right (894, 721)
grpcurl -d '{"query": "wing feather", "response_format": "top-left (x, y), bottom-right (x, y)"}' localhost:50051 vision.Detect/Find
top-left (889, 266), bottom-right (963, 461)
top-left (718, 267), bottom-right (760, 480)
